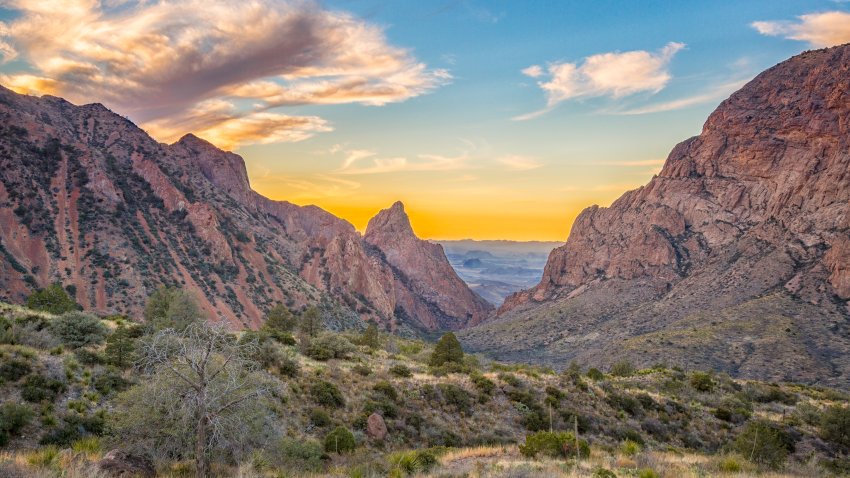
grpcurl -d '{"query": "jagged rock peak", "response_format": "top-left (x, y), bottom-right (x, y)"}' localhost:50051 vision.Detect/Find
top-left (365, 201), bottom-right (414, 237)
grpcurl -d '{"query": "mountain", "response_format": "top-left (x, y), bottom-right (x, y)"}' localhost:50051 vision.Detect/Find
top-left (437, 239), bottom-right (560, 305)
top-left (460, 44), bottom-right (850, 388)
top-left (0, 86), bottom-right (487, 332)
top-left (364, 202), bottom-right (493, 330)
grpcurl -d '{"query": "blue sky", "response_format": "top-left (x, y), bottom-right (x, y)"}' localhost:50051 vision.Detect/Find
top-left (0, 1), bottom-right (847, 239)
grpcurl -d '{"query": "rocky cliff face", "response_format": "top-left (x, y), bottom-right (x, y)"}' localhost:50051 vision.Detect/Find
top-left (0, 87), bottom-right (487, 332)
top-left (364, 202), bottom-right (493, 329)
top-left (464, 44), bottom-right (850, 387)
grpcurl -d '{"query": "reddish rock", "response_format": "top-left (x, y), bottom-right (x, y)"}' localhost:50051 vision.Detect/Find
top-left (365, 202), bottom-right (493, 329)
top-left (0, 87), bottom-right (489, 332)
top-left (366, 412), bottom-right (387, 440)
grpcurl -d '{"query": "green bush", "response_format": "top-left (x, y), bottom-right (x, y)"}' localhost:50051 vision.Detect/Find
top-left (309, 408), bottom-right (333, 428)
top-left (0, 402), bottom-right (34, 442)
top-left (621, 439), bottom-right (641, 456)
top-left (637, 469), bottom-right (659, 478)
top-left (388, 449), bottom-right (438, 475)
top-left (609, 360), bottom-right (635, 377)
top-left (518, 431), bottom-right (590, 459)
top-left (718, 455), bottom-right (742, 472)
top-left (587, 368), bottom-right (604, 380)
top-left (373, 380), bottom-right (398, 401)
top-left (276, 438), bottom-right (326, 472)
top-left (690, 371), bottom-right (714, 392)
top-left (592, 468), bottom-right (617, 478)
top-left (324, 426), bottom-right (356, 453)
top-left (358, 323), bottom-right (381, 349)
top-left (438, 383), bottom-right (473, 414)
top-left (352, 364), bottom-right (372, 376)
top-left (143, 287), bottom-right (202, 331)
top-left (732, 420), bottom-right (793, 469)
top-left (305, 334), bottom-right (356, 361)
top-left (21, 374), bottom-right (65, 402)
top-left (389, 364), bottom-right (412, 378)
top-left (50, 312), bottom-right (108, 349)
top-left (498, 372), bottom-right (522, 387)
top-left (311, 380), bottom-right (345, 408)
top-left (262, 304), bottom-right (298, 337)
top-left (429, 332), bottom-right (464, 367)
top-left (0, 358), bottom-right (31, 382)
top-left (820, 405), bottom-right (850, 450)
top-left (92, 369), bottom-right (131, 396)
top-left (470, 373), bottom-right (495, 402)
top-left (26, 283), bottom-right (78, 314)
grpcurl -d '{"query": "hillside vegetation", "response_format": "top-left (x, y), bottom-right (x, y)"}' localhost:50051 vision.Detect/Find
top-left (0, 288), bottom-right (849, 477)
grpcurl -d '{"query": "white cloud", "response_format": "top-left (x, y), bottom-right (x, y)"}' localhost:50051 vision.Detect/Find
top-left (752, 11), bottom-right (850, 47)
top-left (497, 155), bottom-right (542, 171)
top-left (516, 42), bottom-right (685, 120)
top-left (0, 0), bottom-right (449, 148)
top-left (607, 78), bottom-right (748, 115)
top-left (331, 147), bottom-right (470, 175)
top-left (521, 65), bottom-right (543, 78)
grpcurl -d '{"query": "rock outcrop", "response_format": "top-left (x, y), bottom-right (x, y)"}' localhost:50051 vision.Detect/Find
top-left (365, 202), bottom-right (493, 329)
top-left (0, 87), bottom-right (487, 332)
top-left (464, 44), bottom-right (850, 387)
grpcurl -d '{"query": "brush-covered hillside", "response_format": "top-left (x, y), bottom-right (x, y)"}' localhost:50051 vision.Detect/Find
top-left (0, 288), bottom-right (849, 478)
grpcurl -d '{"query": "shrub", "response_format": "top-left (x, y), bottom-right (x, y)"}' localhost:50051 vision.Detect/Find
top-left (276, 437), bottom-right (325, 472)
top-left (352, 364), bottom-right (372, 376)
top-left (820, 405), bottom-right (850, 450)
top-left (732, 420), bottom-right (793, 469)
top-left (498, 372), bottom-right (521, 387)
top-left (718, 455), bottom-right (742, 472)
top-left (638, 469), bottom-right (659, 478)
top-left (0, 358), bottom-right (31, 382)
top-left (50, 312), bottom-right (108, 348)
top-left (143, 287), bottom-right (202, 331)
top-left (429, 332), bottom-right (464, 367)
top-left (438, 383), bottom-right (473, 414)
top-left (305, 333), bottom-right (355, 361)
top-left (389, 364), bottom-right (412, 378)
top-left (587, 368), bottom-right (604, 380)
top-left (593, 468), bottom-right (617, 478)
top-left (470, 373), bottom-right (495, 401)
top-left (92, 369), bottom-right (131, 396)
top-left (277, 351), bottom-right (300, 378)
top-left (26, 283), bottom-right (78, 314)
top-left (74, 347), bottom-right (105, 365)
top-left (621, 439), bottom-right (641, 456)
top-left (0, 402), bottom-right (34, 442)
top-left (609, 360), bottom-right (635, 377)
top-left (388, 449), bottom-right (438, 475)
top-left (373, 381), bottom-right (398, 401)
top-left (311, 380), bottom-right (345, 408)
top-left (607, 392), bottom-right (642, 416)
top-left (518, 431), bottom-right (590, 459)
top-left (690, 371), bottom-right (714, 392)
top-left (21, 374), bottom-right (65, 402)
top-left (324, 426), bottom-right (356, 453)
top-left (262, 304), bottom-right (298, 340)
top-left (358, 323), bottom-right (381, 349)
top-left (309, 408), bottom-right (333, 428)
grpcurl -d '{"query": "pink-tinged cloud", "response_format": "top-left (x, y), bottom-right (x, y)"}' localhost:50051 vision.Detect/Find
top-left (752, 11), bottom-right (850, 47)
top-left (0, 0), bottom-right (449, 147)
top-left (516, 42), bottom-right (685, 120)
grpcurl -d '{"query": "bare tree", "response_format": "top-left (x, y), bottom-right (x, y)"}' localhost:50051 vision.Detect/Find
top-left (112, 322), bottom-right (279, 478)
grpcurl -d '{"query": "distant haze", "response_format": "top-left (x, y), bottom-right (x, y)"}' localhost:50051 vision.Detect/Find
top-left (435, 240), bottom-right (561, 306)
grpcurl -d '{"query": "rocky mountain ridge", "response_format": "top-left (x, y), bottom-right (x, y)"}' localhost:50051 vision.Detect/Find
top-left (0, 86), bottom-right (490, 331)
top-left (462, 44), bottom-right (850, 387)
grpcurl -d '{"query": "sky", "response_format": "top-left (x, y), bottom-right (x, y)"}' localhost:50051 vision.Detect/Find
top-left (0, 1), bottom-right (848, 240)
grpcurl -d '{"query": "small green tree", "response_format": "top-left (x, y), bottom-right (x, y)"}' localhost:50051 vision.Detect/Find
top-left (821, 405), bottom-right (850, 450)
top-left (324, 426), bottom-right (356, 453)
top-left (690, 371), bottom-right (714, 392)
top-left (609, 360), bottom-right (635, 377)
top-left (262, 304), bottom-right (297, 341)
top-left (429, 332), bottom-right (464, 367)
top-left (50, 312), bottom-right (108, 349)
top-left (26, 283), bottom-right (78, 314)
top-left (143, 287), bottom-right (201, 331)
top-left (359, 323), bottom-right (380, 349)
top-left (732, 420), bottom-right (793, 469)
top-left (299, 306), bottom-right (322, 338)
top-left (105, 324), bottom-right (136, 368)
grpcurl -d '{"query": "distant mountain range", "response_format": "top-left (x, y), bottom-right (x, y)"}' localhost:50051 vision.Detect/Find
top-left (0, 86), bottom-right (490, 333)
top-left (435, 240), bottom-right (560, 305)
top-left (460, 44), bottom-right (850, 388)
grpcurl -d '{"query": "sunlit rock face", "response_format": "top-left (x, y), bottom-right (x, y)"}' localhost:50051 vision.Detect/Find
top-left (463, 45), bottom-right (850, 388)
top-left (0, 87), bottom-right (489, 332)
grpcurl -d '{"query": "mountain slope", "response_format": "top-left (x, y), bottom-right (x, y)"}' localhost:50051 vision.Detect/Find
top-left (0, 86), bottom-right (486, 332)
top-left (364, 202), bottom-right (493, 329)
top-left (461, 44), bottom-right (850, 388)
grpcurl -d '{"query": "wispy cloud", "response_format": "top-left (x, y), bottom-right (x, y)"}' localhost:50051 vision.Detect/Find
top-left (606, 79), bottom-right (748, 115)
top-left (752, 11), bottom-right (850, 47)
top-left (0, 0), bottom-right (449, 148)
top-left (516, 42), bottom-right (685, 120)
top-left (607, 159), bottom-right (666, 167)
top-left (497, 155), bottom-right (542, 171)
top-left (331, 146), bottom-right (471, 175)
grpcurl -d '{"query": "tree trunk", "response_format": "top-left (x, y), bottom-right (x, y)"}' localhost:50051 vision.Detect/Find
top-left (196, 401), bottom-right (208, 478)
